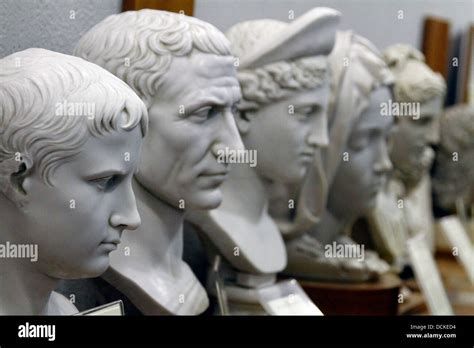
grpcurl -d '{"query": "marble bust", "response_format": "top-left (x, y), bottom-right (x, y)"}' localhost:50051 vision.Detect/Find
top-left (432, 104), bottom-right (474, 214)
top-left (0, 48), bottom-right (147, 315)
top-left (75, 10), bottom-right (243, 315)
top-left (280, 31), bottom-right (394, 282)
top-left (186, 7), bottom-right (340, 308)
top-left (366, 44), bottom-right (446, 264)
top-left (383, 44), bottom-right (446, 192)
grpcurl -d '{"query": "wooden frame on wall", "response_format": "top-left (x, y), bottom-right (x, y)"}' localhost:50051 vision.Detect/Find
top-left (461, 26), bottom-right (473, 104)
top-left (422, 16), bottom-right (450, 80)
top-left (122, 0), bottom-right (194, 16)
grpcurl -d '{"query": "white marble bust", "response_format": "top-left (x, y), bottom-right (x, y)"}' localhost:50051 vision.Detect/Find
top-left (0, 48), bottom-right (147, 315)
top-left (186, 8), bottom-right (340, 305)
top-left (75, 10), bottom-right (244, 315)
top-left (433, 104), bottom-right (474, 214)
top-left (366, 44), bottom-right (446, 263)
top-left (383, 44), bottom-right (446, 192)
top-left (280, 31), bottom-right (394, 281)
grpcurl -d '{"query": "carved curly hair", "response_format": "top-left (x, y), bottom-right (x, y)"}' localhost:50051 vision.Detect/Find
top-left (383, 44), bottom-right (446, 103)
top-left (74, 9), bottom-right (232, 108)
top-left (0, 48), bottom-right (148, 188)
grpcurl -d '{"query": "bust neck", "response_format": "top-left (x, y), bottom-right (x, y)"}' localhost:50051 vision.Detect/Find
top-left (0, 200), bottom-right (69, 315)
top-left (133, 178), bottom-right (184, 270)
top-left (311, 208), bottom-right (348, 245)
top-left (105, 177), bottom-right (208, 315)
top-left (0, 256), bottom-right (58, 315)
top-left (223, 163), bottom-right (268, 219)
top-left (188, 163), bottom-right (287, 274)
top-left (108, 177), bottom-right (185, 275)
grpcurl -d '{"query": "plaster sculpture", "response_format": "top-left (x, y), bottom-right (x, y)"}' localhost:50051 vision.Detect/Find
top-left (0, 48), bottom-right (148, 315)
top-left (366, 44), bottom-right (446, 264)
top-left (280, 31), bottom-right (394, 282)
top-left (432, 104), bottom-right (474, 214)
top-left (186, 8), bottom-right (340, 309)
top-left (75, 10), bottom-right (243, 315)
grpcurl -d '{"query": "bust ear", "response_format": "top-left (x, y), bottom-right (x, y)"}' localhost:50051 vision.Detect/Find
top-left (235, 110), bottom-right (252, 135)
top-left (0, 154), bottom-right (32, 208)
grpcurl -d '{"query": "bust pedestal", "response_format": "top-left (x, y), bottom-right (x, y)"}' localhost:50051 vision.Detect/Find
top-left (298, 273), bottom-right (401, 315)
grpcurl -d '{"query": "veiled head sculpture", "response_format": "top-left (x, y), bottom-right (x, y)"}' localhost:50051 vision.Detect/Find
top-left (282, 32), bottom-right (394, 282)
top-left (0, 48), bottom-right (148, 314)
top-left (433, 104), bottom-right (474, 213)
top-left (75, 9), bottom-right (243, 211)
top-left (294, 32), bottom-right (395, 229)
top-left (383, 44), bottom-right (446, 191)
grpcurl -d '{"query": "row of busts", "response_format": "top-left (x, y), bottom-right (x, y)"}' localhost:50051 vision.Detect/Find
top-left (0, 7), bottom-right (472, 315)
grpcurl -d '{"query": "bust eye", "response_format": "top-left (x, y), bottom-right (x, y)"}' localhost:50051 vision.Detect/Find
top-left (295, 105), bottom-right (319, 120)
top-left (90, 175), bottom-right (119, 191)
top-left (415, 116), bottom-right (433, 126)
top-left (190, 106), bottom-right (218, 122)
top-left (349, 132), bottom-right (371, 151)
top-left (349, 138), bottom-right (368, 151)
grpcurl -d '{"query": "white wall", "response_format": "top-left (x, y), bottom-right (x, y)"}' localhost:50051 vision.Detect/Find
top-left (195, 0), bottom-right (473, 104)
top-left (194, 0), bottom-right (473, 51)
top-left (0, 0), bottom-right (471, 100)
top-left (0, 0), bottom-right (121, 58)
top-left (1, 0), bottom-right (471, 57)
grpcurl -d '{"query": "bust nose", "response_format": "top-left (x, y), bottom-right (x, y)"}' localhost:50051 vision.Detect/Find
top-left (212, 110), bottom-right (244, 158)
top-left (374, 139), bottom-right (393, 174)
top-left (109, 184), bottom-right (141, 231)
top-left (307, 114), bottom-right (329, 148)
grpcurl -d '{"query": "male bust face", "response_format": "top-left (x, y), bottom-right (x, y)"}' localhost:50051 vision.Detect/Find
top-left (0, 49), bottom-right (147, 280)
top-left (21, 125), bottom-right (143, 278)
top-left (327, 86), bottom-right (394, 220)
top-left (135, 51), bottom-right (243, 210)
top-left (236, 74), bottom-right (330, 186)
top-left (389, 95), bottom-right (443, 190)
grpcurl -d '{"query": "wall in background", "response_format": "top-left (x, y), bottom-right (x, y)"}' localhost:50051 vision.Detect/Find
top-left (194, 0), bottom-right (473, 105)
top-left (1, 0), bottom-right (471, 58)
top-left (0, 0), bottom-right (121, 58)
top-left (194, 0), bottom-right (473, 51)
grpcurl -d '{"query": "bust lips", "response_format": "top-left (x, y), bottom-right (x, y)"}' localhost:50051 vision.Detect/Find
top-left (300, 151), bottom-right (315, 163)
top-left (199, 167), bottom-right (230, 176)
top-left (99, 243), bottom-right (119, 252)
top-left (196, 172), bottom-right (229, 188)
top-left (296, 145), bottom-right (316, 167)
top-left (100, 233), bottom-right (122, 252)
top-left (369, 178), bottom-right (385, 194)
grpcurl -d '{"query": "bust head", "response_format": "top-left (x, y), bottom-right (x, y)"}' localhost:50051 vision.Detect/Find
top-left (433, 104), bottom-right (474, 212)
top-left (234, 56), bottom-right (330, 185)
top-left (75, 10), bottom-right (243, 210)
top-left (0, 48), bottom-right (148, 278)
top-left (383, 44), bottom-right (446, 191)
top-left (225, 11), bottom-right (338, 186)
top-left (327, 86), bottom-right (394, 220)
top-left (324, 32), bottom-right (394, 221)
